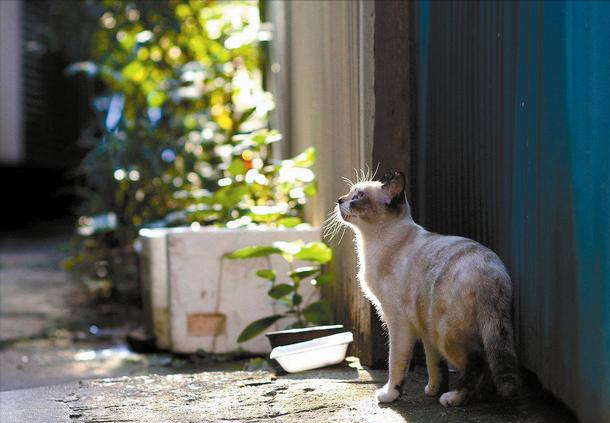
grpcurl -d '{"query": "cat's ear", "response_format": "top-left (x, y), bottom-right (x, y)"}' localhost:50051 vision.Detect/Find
top-left (380, 170), bottom-right (406, 208)
top-left (380, 170), bottom-right (405, 197)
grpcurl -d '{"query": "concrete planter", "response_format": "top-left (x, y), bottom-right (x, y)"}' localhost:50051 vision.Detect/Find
top-left (138, 226), bottom-right (320, 354)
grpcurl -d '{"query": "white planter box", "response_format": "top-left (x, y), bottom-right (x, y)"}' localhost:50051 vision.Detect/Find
top-left (138, 229), bottom-right (171, 350)
top-left (138, 227), bottom-right (320, 354)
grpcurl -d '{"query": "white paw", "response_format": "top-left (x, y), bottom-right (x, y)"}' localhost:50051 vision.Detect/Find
top-left (375, 384), bottom-right (400, 403)
top-left (439, 390), bottom-right (464, 407)
top-left (424, 382), bottom-right (439, 396)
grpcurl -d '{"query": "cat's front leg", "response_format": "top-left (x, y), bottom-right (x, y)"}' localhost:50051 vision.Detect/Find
top-left (375, 320), bottom-right (416, 403)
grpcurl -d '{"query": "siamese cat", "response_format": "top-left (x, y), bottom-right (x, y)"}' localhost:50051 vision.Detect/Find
top-left (330, 170), bottom-right (520, 407)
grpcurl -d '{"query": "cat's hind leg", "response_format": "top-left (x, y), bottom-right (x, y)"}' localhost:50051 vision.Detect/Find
top-left (439, 351), bottom-right (486, 407)
top-left (375, 321), bottom-right (416, 403)
top-left (422, 341), bottom-right (449, 396)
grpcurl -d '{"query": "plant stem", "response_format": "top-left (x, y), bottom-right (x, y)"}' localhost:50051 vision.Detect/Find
top-left (295, 302), bottom-right (304, 327)
top-left (288, 260), bottom-right (304, 327)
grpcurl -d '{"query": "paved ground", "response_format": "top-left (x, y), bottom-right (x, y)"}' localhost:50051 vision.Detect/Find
top-left (1, 366), bottom-right (578, 423)
top-left (0, 224), bottom-right (248, 392)
top-left (0, 225), bottom-right (148, 391)
top-left (0, 225), bottom-right (579, 422)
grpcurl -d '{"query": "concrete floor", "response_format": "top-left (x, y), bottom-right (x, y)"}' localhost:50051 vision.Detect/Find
top-left (1, 366), bottom-right (578, 423)
top-left (0, 226), bottom-right (579, 423)
top-left (0, 225), bottom-right (248, 391)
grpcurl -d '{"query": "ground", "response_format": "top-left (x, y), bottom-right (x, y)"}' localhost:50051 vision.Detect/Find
top-left (0, 224), bottom-right (578, 422)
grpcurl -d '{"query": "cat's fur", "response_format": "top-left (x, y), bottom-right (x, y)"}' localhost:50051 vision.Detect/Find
top-left (333, 170), bottom-right (520, 407)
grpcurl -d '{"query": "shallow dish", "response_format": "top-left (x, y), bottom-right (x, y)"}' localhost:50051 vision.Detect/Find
top-left (269, 332), bottom-right (353, 373)
top-left (265, 324), bottom-right (345, 349)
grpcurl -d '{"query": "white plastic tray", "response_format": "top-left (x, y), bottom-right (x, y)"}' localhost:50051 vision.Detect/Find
top-left (269, 332), bottom-right (353, 373)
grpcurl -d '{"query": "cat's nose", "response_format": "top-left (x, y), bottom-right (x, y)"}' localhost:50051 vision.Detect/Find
top-left (337, 196), bottom-right (346, 204)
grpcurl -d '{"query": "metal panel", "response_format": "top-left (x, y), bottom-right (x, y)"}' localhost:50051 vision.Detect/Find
top-left (414, 1), bottom-right (610, 421)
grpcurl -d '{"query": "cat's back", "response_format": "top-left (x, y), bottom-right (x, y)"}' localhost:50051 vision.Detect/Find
top-left (409, 230), bottom-right (511, 303)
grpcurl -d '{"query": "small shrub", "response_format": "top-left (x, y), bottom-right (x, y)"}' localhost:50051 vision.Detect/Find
top-left (225, 240), bottom-right (333, 343)
top-left (67, 0), bottom-right (316, 294)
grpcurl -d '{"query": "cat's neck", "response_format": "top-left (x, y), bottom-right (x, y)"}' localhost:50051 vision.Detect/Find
top-left (356, 215), bottom-right (422, 249)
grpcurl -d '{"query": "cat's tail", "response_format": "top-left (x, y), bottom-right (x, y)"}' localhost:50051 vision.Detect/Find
top-left (480, 294), bottom-right (521, 398)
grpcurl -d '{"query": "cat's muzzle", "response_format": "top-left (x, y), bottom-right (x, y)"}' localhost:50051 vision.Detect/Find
top-left (338, 204), bottom-right (352, 222)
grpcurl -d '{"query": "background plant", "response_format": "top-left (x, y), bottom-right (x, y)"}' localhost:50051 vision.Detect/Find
top-left (225, 240), bottom-right (333, 343)
top-left (65, 0), bottom-right (317, 292)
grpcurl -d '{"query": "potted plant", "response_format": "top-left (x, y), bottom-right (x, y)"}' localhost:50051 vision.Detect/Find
top-left (225, 239), bottom-right (343, 349)
top-left (138, 213), bottom-right (321, 354)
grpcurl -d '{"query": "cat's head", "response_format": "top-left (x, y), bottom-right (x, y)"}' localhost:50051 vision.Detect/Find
top-left (335, 170), bottom-right (409, 230)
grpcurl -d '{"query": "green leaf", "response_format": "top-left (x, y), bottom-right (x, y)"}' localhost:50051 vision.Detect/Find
top-left (294, 242), bottom-right (332, 264)
top-left (311, 273), bottom-right (332, 286)
top-left (146, 91), bottom-right (166, 108)
top-left (256, 269), bottom-right (276, 282)
top-left (253, 129), bottom-right (282, 145)
top-left (122, 61), bottom-right (146, 82)
top-left (302, 300), bottom-right (332, 325)
top-left (292, 293), bottom-right (302, 306)
top-left (175, 3), bottom-right (192, 19)
top-left (227, 158), bottom-right (246, 176)
top-left (276, 217), bottom-right (302, 228)
top-left (237, 315), bottom-right (284, 343)
top-left (237, 107), bottom-right (256, 127)
top-left (264, 130), bottom-right (283, 144)
top-left (273, 240), bottom-right (304, 255)
top-left (277, 295), bottom-right (293, 307)
top-left (214, 184), bottom-right (249, 208)
top-left (291, 146), bottom-right (316, 167)
top-left (273, 240), bottom-right (305, 262)
top-left (225, 245), bottom-right (281, 259)
top-left (268, 284), bottom-right (294, 299)
top-left (289, 266), bottom-right (319, 282)
top-left (303, 183), bottom-right (318, 197)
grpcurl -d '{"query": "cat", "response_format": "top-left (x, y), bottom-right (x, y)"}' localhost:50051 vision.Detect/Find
top-left (330, 170), bottom-right (520, 407)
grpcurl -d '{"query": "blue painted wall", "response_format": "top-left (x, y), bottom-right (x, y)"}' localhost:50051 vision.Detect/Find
top-left (414, 1), bottom-right (610, 421)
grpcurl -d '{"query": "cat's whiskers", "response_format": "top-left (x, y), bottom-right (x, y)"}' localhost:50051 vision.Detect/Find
top-left (353, 168), bottom-right (362, 184)
top-left (322, 211), bottom-right (337, 235)
top-left (325, 219), bottom-right (342, 241)
top-left (371, 162), bottom-right (381, 181)
top-left (364, 165), bottom-right (372, 181)
top-left (341, 176), bottom-right (355, 188)
top-left (323, 207), bottom-right (345, 242)
top-left (351, 164), bottom-right (379, 186)
top-left (336, 225), bottom-right (348, 245)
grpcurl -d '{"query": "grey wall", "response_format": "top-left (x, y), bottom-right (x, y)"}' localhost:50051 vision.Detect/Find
top-left (0, 0), bottom-right (24, 164)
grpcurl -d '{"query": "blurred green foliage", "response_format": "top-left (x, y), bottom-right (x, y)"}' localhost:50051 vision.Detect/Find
top-left (66, 0), bottom-right (317, 293)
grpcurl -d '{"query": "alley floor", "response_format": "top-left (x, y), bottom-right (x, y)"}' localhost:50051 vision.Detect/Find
top-left (0, 224), bottom-right (579, 423)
